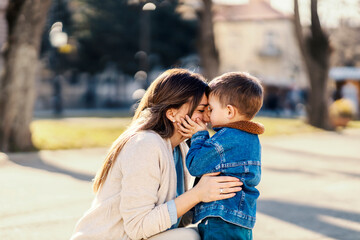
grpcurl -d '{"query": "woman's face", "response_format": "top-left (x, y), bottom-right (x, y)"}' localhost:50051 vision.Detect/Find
top-left (190, 94), bottom-right (210, 123)
top-left (173, 94), bottom-right (210, 124)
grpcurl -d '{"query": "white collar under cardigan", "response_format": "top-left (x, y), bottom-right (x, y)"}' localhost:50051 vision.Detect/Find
top-left (71, 130), bottom-right (194, 240)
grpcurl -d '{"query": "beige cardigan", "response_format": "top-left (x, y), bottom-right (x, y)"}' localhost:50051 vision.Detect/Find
top-left (71, 130), bottom-right (194, 240)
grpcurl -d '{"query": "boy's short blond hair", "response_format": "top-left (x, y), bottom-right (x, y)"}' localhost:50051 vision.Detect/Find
top-left (209, 72), bottom-right (263, 119)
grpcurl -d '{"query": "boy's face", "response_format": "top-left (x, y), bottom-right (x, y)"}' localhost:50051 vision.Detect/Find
top-left (208, 94), bottom-right (229, 126)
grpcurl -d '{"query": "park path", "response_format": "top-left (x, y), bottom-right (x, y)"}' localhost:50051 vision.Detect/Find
top-left (0, 129), bottom-right (359, 240)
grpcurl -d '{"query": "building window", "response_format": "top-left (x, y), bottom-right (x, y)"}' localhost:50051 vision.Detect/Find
top-left (259, 31), bottom-right (281, 57)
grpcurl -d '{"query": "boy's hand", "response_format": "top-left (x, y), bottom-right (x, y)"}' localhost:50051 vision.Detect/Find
top-left (177, 115), bottom-right (207, 138)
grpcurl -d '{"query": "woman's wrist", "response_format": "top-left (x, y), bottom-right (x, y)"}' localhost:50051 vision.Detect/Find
top-left (174, 187), bottom-right (202, 218)
top-left (190, 183), bottom-right (202, 203)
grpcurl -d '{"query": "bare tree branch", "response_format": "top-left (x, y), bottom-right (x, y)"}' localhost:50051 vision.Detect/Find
top-left (294, 0), bottom-right (307, 64)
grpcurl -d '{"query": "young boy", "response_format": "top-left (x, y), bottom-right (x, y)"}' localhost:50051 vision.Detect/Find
top-left (178, 72), bottom-right (264, 240)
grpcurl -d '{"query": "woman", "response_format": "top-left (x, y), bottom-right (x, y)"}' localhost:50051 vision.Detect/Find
top-left (70, 69), bottom-right (242, 240)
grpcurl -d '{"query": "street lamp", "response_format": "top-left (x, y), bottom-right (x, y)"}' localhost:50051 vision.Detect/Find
top-left (49, 21), bottom-right (68, 115)
top-left (139, 2), bottom-right (156, 88)
top-left (49, 22), bottom-right (68, 47)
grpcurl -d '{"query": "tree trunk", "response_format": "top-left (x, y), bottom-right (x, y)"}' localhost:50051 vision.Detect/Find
top-left (293, 0), bottom-right (332, 130)
top-left (0, 0), bottom-right (51, 152)
top-left (198, 0), bottom-right (219, 80)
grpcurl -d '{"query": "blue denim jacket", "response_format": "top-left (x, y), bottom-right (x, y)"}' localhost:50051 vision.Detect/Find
top-left (186, 125), bottom-right (262, 229)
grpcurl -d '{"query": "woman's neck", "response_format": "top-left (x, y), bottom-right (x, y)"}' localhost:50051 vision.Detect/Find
top-left (169, 131), bottom-right (185, 149)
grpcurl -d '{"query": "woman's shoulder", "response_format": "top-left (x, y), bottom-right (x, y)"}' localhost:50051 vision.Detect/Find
top-left (130, 130), bottom-right (164, 144)
top-left (116, 130), bottom-right (171, 169)
top-left (122, 130), bottom-right (167, 152)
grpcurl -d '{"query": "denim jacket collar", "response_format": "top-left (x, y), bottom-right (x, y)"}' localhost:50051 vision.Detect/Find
top-left (213, 120), bottom-right (265, 135)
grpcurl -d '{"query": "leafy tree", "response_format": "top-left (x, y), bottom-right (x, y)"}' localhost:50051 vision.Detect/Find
top-left (74, 0), bottom-right (197, 75)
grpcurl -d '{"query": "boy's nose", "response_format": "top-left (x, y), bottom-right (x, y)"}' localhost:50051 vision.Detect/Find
top-left (203, 108), bottom-right (210, 123)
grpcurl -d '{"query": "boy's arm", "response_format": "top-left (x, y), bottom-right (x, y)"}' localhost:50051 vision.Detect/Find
top-left (186, 131), bottom-right (222, 177)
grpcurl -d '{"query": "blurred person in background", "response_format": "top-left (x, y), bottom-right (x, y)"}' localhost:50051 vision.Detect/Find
top-left (70, 69), bottom-right (243, 240)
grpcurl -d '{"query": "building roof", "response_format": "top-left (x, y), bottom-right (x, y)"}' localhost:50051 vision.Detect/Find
top-left (330, 67), bottom-right (360, 81)
top-left (213, 0), bottom-right (289, 22)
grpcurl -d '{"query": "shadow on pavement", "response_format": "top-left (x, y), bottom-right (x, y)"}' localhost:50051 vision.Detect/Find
top-left (8, 153), bottom-right (93, 182)
top-left (330, 170), bottom-right (360, 179)
top-left (264, 167), bottom-right (320, 176)
top-left (263, 144), bottom-right (360, 162)
top-left (258, 200), bottom-right (360, 239)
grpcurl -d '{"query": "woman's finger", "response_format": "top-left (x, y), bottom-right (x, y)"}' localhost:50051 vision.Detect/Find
top-left (219, 181), bottom-right (244, 188)
top-left (218, 186), bottom-right (242, 195)
top-left (214, 176), bottom-right (242, 183)
top-left (203, 172), bottom-right (221, 176)
top-left (217, 193), bottom-right (236, 200)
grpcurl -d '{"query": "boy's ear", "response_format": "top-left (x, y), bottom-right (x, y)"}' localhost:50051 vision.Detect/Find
top-left (226, 105), bottom-right (236, 119)
top-left (166, 108), bottom-right (177, 122)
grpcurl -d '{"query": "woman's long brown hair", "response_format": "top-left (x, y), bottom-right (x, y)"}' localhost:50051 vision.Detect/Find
top-left (93, 69), bottom-right (208, 193)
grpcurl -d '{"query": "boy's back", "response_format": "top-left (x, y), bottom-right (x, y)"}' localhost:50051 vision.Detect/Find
top-left (179, 71), bottom-right (264, 239)
top-left (186, 121), bottom-right (262, 229)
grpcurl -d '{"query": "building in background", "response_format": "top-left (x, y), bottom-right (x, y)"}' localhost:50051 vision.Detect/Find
top-left (213, 0), bottom-right (308, 115)
top-left (328, 21), bottom-right (360, 118)
top-left (330, 67), bottom-right (360, 118)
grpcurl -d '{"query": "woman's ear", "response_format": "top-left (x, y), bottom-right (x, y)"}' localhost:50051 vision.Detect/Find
top-left (166, 109), bottom-right (177, 123)
top-left (226, 105), bottom-right (236, 119)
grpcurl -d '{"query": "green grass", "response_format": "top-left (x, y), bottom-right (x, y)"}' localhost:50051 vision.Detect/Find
top-left (347, 120), bottom-right (360, 128)
top-left (255, 117), bottom-right (323, 136)
top-left (30, 117), bottom-right (360, 150)
top-left (31, 118), bottom-right (132, 150)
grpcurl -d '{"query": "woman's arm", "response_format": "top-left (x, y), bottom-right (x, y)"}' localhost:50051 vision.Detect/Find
top-left (174, 172), bottom-right (243, 218)
top-left (119, 135), bottom-right (173, 240)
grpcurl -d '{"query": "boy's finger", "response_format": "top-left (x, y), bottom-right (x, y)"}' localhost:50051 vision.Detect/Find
top-left (185, 115), bottom-right (197, 126)
top-left (181, 117), bottom-right (192, 129)
top-left (196, 118), bottom-right (206, 128)
top-left (177, 130), bottom-right (192, 138)
top-left (177, 123), bottom-right (191, 133)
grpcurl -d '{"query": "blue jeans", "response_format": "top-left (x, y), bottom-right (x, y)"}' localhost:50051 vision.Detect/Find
top-left (198, 217), bottom-right (253, 240)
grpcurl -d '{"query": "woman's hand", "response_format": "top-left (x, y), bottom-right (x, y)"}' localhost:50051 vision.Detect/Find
top-left (193, 172), bottom-right (243, 203)
top-left (173, 172), bottom-right (242, 219)
top-left (177, 115), bottom-right (207, 138)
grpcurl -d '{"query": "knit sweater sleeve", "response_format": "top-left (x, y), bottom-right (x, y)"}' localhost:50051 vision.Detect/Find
top-left (119, 133), bottom-right (172, 239)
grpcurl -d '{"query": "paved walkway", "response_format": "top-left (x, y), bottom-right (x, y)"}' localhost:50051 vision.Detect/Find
top-left (0, 129), bottom-right (359, 240)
